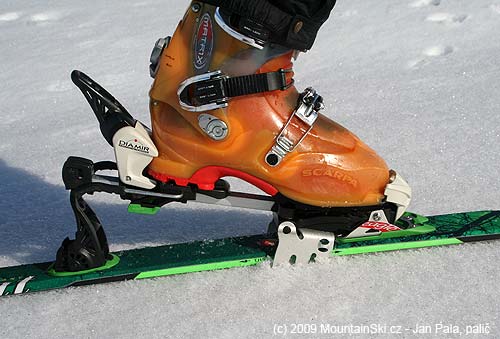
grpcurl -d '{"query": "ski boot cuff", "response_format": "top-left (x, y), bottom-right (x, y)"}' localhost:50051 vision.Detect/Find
top-left (199, 0), bottom-right (336, 51)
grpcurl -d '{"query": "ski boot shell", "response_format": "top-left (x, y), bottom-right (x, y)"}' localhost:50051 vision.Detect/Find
top-left (148, 3), bottom-right (390, 208)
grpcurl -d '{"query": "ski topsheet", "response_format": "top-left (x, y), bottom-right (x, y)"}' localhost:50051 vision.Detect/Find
top-left (1, 210), bottom-right (499, 297)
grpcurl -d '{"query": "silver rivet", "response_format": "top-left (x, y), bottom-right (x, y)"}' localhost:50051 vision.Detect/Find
top-left (152, 101), bottom-right (158, 106)
top-left (191, 3), bottom-right (201, 13)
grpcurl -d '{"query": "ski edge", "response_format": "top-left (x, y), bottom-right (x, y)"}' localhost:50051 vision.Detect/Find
top-left (332, 238), bottom-right (463, 256)
top-left (134, 256), bottom-right (267, 280)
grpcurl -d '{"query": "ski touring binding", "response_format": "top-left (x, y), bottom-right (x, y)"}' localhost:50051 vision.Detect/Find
top-left (55, 2), bottom-right (414, 274)
top-left (54, 68), bottom-right (414, 273)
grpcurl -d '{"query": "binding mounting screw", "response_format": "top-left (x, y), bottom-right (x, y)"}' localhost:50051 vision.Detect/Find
top-left (373, 213), bottom-right (382, 221)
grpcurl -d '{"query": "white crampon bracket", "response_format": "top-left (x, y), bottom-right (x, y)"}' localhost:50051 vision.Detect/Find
top-left (273, 222), bottom-right (336, 266)
top-left (384, 171), bottom-right (412, 220)
top-left (112, 121), bottom-right (159, 189)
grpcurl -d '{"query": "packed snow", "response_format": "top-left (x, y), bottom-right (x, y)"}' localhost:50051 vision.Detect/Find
top-left (0, 0), bottom-right (499, 338)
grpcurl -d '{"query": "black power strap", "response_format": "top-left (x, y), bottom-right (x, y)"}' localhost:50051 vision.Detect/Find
top-left (224, 69), bottom-right (293, 97)
top-left (179, 69), bottom-right (293, 111)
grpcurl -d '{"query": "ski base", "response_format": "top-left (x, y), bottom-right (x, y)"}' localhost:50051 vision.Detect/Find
top-left (1, 210), bottom-right (499, 297)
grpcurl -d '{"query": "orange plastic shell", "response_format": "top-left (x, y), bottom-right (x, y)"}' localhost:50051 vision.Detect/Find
top-left (148, 3), bottom-right (389, 207)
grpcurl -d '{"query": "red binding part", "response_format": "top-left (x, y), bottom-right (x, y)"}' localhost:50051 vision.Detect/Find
top-left (149, 166), bottom-right (279, 196)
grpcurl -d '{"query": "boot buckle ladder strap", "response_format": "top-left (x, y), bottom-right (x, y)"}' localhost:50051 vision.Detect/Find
top-left (265, 87), bottom-right (324, 167)
top-left (177, 69), bottom-right (294, 112)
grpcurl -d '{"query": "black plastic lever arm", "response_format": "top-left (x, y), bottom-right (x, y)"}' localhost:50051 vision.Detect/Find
top-left (71, 70), bottom-right (136, 145)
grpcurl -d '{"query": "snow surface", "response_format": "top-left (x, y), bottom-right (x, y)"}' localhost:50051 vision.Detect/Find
top-left (0, 0), bottom-right (499, 338)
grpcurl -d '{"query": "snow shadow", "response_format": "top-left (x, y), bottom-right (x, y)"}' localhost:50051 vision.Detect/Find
top-left (0, 159), bottom-right (270, 265)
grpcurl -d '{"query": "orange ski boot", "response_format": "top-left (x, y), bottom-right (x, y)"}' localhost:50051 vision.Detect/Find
top-left (147, 2), bottom-right (411, 233)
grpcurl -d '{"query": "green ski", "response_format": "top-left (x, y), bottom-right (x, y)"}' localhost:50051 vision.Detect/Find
top-left (1, 210), bottom-right (499, 297)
